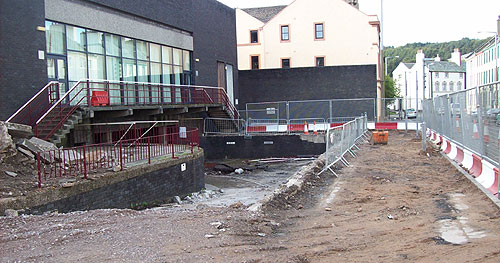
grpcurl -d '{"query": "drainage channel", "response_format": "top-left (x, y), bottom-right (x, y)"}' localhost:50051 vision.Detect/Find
top-left (178, 158), bottom-right (315, 208)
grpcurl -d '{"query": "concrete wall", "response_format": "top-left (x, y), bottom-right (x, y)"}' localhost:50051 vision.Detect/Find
top-left (0, 0), bottom-right (48, 120)
top-left (26, 153), bottom-right (204, 214)
top-left (200, 135), bottom-right (325, 160)
top-left (236, 0), bottom-right (380, 70)
top-left (238, 64), bottom-right (376, 104)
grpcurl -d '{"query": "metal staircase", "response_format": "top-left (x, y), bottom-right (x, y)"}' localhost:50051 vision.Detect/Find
top-left (7, 80), bottom-right (239, 145)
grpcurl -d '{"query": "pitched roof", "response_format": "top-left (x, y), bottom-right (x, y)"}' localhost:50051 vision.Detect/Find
top-left (403, 63), bottom-right (415, 69)
top-left (242, 5), bottom-right (287, 23)
top-left (427, 61), bottom-right (465, 73)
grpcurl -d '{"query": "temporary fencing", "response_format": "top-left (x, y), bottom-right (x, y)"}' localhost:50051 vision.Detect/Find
top-left (321, 114), bottom-right (369, 176)
top-left (423, 80), bottom-right (500, 199)
top-left (36, 127), bottom-right (199, 188)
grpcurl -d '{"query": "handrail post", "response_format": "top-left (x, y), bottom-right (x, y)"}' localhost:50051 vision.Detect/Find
top-left (120, 141), bottom-right (123, 171)
top-left (82, 145), bottom-right (88, 179)
top-left (148, 137), bottom-right (151, 164)
top-left (37, 152), bottom-right (42, 188)
top-left (171, 132), bottom-right (175, 159)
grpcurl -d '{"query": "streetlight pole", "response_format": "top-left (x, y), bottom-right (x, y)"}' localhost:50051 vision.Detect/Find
top-left (384, 56), bottom-right (400, 76)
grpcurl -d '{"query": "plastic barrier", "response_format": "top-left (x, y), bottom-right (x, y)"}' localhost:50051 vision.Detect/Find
top-left (462, 149), bottom-right (474, 170)
top-left (375, 122), bottom-right (397, 129)
top-left (469, 154), bottom-right (483, 177)
top-left (447, 142), bottom-right (457, 160)
top-left (454, 147), bottom-right (464, 164)
top-left (90, 90), bottom-right (110, 106)
top-left (443, 140), bottom-right (452, 154)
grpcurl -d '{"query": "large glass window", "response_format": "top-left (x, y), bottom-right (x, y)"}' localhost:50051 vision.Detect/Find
top-left (151, 63), bottom-right (161, 83)
top-left (122, 37), bottom-right (136, 59)
top-left (150, 43), bottom-right (161, 62)
top-left (45, 21), bottom-right (65, 55)
top-left (162, 46), bottom-right (172, 64)
top-left (137, 41), bottom-right (149, 61)
top-left (88, 54), bottom-right (105, 79)
top-left (183, 50), bottom-right (191, 71)
top-left (173, 48), bottom-right (182, 65)
top-left (67, 51), bottom-right (87, 81)
top-left (105, 34), bottom-right (121, 56)
top-left (87, 30), bottom-right (104, 54)
top-left (67, 26), bottom-right (86, 52)
top-left (106, 57), bottom-right (122, 81)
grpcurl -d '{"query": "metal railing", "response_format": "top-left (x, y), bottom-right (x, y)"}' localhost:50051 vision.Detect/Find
top-left (13, 79), bottom-right (238, 140)
top-left (36, 127), bottom-right (199, 188)
top-left (322, 114), bottom-right (368, 176)
top-left (204, 118), bottom-right (246, 135)
top-left (423, 81), bottom-right (500, 166)
top-left (5, 81), bottom-right (61, 126)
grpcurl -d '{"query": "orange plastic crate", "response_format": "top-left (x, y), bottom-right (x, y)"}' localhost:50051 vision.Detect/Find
top-left (372, 130), bottom-right (388, 145)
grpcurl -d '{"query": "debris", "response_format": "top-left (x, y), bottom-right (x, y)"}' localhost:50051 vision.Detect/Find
top-left (357, 208), bottom-right (363, 212)
top-left (234, 168), bottom-right (244, 174)
top-left (173, 196), bottom-right (182, 204)
top-left (61, 182), bottom-right (75, 188)
top-left (204, 234), bottom-right (216, 238)
top-left (0, 121), bottom-right (16, 162)
top-left (387, 214), bottom-right (394, 220)
top-left (213, 164), bottom-right (235, 174)
top-left (184, 196), bottom-right (193, 203)
top-left (229, 201), bottom-right (244, 209)
top-left (17, 147), bottom-right (34, 159)
top-left (113, 165), bottom-right (121, 172)
top-left (297, 204), bottom-right (303, 209)
top-left (4, 171), bottom-right (17, 177)
top-left (257, 233), bottom-right (266, 237)
top-left (4, 209), bottom-right (18, 217)
top-left (210, 221), bottom-right (224, 229)
top-left (325, 207), bottom-right (332, 211)
top-left (219, 189), bottom-right (224, 193)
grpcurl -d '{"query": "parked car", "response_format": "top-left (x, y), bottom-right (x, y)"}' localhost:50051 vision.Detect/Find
top-left (406, 108), bottom-right (417, 119)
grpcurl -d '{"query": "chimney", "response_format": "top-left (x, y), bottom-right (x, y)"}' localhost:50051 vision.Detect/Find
top-left (416, 49), bottom-right (425, 65)
top-left (435, 54), bottom-right (441, 61)
top-left (451, 48), bottom-right (461, 66)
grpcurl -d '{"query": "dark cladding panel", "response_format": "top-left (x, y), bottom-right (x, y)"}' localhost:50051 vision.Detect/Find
top-left (238, 65), bottom-right (377, 106)
top-left (0, 0), bottom-right (47, 120)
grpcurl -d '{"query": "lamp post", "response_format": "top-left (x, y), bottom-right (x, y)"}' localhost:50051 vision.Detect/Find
top-left (384, 56), bottom-right (400, 76)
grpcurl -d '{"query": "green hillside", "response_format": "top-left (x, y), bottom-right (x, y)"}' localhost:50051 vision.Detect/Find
top-left (384, 37), bottom-right (490, 76)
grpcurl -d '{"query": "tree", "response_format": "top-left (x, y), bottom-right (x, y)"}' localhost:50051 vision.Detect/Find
top-left (384, 75), bottom-right (399, 98)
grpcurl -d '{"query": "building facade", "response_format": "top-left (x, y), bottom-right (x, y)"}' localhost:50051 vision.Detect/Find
top-left (465, 17), bottom-right (500, 88)
top-left (0, 0), bottom-right (238, 120)
top-left (235, 0), bottom-right (380, 71)
top-left (392, 49), bottom-right (465, 110)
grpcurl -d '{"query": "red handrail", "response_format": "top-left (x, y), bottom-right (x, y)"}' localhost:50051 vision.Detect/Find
top-left (6, 81), bottom-right (60, 126)
top-left (32, 80), bottom-right (238, 141)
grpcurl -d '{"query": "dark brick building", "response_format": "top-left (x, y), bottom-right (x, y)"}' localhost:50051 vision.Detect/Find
top-left (0, 0), bottom-right (238, 120)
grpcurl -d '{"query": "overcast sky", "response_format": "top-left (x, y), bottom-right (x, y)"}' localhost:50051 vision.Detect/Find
top-left (217, 0), bottom-right (500, 47)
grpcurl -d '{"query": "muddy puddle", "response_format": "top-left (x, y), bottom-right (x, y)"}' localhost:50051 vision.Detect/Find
top-left (197, 159), bottom-right (314, 207)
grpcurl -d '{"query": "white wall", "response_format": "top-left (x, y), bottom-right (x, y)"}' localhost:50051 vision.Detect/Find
top-left (236, 0), bottom-right (379, 70)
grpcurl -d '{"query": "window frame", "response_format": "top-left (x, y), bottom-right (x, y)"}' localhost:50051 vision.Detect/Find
top-left (315, 56), bottom-right (325, 67)
top-left (281, 58), bottom-right (291, 69)
top-left (280, 25), bottom-right (290, 42)
top-left (314, 22), bottom-right (324, 40)
top-left (250, 30), bottom-right (259, 44)
top-left (250, 55), bottom-right (260, 70)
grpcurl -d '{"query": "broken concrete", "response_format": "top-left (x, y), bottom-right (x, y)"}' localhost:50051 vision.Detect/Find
top-left (6, 122), bottom-right (33, 139)
top-left (0, 121), bottom-right (17, 163)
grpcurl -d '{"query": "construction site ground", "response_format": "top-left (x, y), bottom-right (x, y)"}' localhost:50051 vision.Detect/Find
top-left (2, 131), bottom-right (500, 262)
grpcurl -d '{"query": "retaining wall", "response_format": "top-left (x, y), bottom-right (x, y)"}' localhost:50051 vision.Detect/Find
top-left (200, 135), bottom-right (325, 160)
top-left (1, 149), bottom-right (204, 215)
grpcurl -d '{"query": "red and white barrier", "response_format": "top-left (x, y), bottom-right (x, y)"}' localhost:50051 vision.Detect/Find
top-left (446, 141), bottom-right (457, 160)
top-left (428, 129), bottom-right (499, 198)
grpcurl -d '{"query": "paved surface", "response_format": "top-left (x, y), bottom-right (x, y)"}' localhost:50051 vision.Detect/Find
top-left (1, 131), bottom-right (500, 262)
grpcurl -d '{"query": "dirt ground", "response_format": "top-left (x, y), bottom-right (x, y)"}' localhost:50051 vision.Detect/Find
top-left (1, 131), bottom-right (500, 262)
